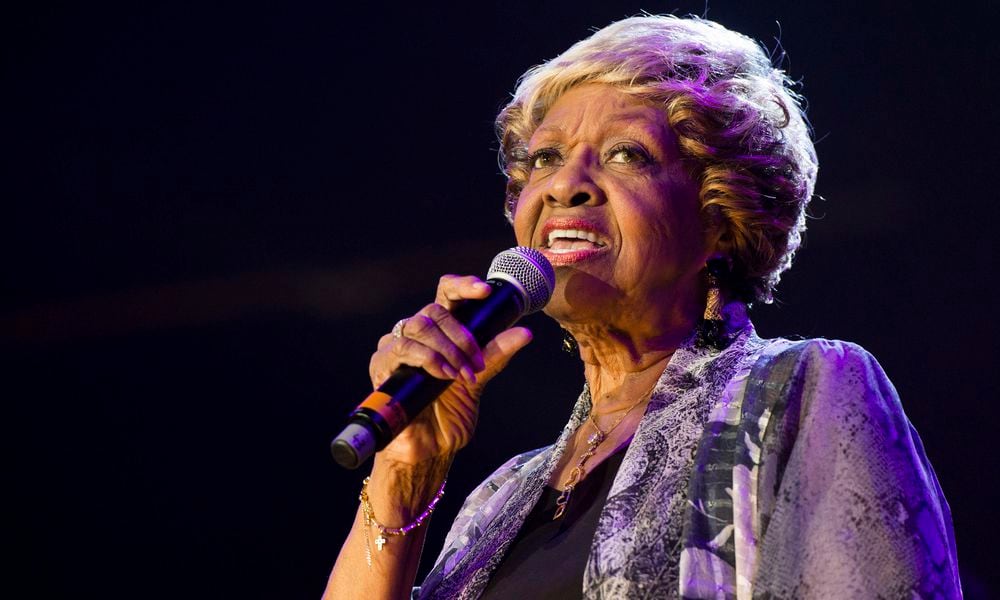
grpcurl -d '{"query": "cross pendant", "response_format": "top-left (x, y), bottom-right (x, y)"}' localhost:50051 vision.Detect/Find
top-left (375, 535), bottom-right (387, 551)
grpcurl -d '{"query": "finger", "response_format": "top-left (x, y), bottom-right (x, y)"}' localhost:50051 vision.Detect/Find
top-left (479, 326), bottom-right (533, 381)
top-left (376, 332), bottom-right (394, 351)
top-left (415, 303), bottom-right (484, 372)
top-left (380, 336), bottom-right (459, 382)
top-left (400, 311), bottom-right (478, 381)
top-left (435, 274), bottom-right (492, 311)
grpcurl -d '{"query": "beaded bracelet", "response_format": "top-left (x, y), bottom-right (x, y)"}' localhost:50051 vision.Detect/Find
top-left (358, 476), bottom-right (446, 567)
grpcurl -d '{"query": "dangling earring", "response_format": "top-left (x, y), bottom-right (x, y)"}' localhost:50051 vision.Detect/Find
top-left (703, 256), bottom-right (730, 322)
top-left (697, 256), bottom-right (730, 349)
top-left (561, 329), bottom-right (578, 355)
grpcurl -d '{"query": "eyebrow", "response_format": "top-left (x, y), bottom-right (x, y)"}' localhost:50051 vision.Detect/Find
top-left (532, 123), bottom-right (565, 138)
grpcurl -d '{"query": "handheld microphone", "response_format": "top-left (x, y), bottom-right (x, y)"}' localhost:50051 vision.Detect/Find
top-left (330, 247), bottom-right (555, 469)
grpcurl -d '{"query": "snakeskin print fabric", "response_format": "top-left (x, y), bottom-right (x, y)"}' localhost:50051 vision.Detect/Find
top-left (413, 316), bottom-right (961, 599)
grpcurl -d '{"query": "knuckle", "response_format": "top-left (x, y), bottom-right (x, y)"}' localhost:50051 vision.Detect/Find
top-left (438, 274), bottom-right (458, 288)
top-left (409, 313), bottom-right (435, 335)
top-left (390, 337), bottom-right (409, 356)
top-left (425, 303), bottom-right (450, 322)
top-left (371, 344), bottom-right (390, 365)
top-left (388, 338), bottom-right (434, 367)
top-left (369, 354), bottom-right (388, 384)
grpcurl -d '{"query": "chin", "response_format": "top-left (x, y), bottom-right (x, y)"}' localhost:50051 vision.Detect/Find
top-left (543, 271), bottom-right (623, 325)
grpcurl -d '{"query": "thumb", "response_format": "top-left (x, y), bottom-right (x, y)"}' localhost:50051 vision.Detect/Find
top-left (479, 326), bottom-right (533, 382)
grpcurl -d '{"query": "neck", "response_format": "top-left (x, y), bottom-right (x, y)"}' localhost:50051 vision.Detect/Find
top-left (581, 353), bottom-right (671, 413)
top-left (569, 315), bottom-right (695, 412)
top-left (558, 284), bottom-right (710, 411)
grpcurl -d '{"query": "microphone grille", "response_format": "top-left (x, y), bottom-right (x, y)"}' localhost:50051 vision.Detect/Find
top-left (487, 247), bottom-right (555, 314)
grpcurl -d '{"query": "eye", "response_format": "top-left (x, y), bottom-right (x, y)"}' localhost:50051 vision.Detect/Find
top-left (606, 143), bottom-right (652, 165)
top-left (527, 148), bottom-right (563, 170)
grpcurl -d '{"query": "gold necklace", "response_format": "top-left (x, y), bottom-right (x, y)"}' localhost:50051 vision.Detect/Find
top-left (552, 388), bottom-right (652, 520)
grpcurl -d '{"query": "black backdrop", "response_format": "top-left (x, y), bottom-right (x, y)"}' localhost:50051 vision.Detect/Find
top-left (4, 2), bottom-right (997, 598)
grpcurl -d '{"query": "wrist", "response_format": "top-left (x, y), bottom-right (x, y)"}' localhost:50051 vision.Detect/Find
top-left (369, 453), bottom-right (453, 523)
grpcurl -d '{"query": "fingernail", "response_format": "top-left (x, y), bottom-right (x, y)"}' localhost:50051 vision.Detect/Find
top-left (442, 364), bottom-right (458, 379)
top-left (475, 282), bottom-right (491, 292)
top-left (461, 366), bottom-right (477, 384)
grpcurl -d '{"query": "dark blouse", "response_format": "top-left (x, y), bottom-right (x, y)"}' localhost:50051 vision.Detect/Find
top-left (479, 444), bottom-right (629, 599)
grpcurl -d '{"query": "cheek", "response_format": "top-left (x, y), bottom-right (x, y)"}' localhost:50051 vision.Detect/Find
top-left (654, 171), bottom-right (703, 230)
top-left (626, 184), bottom-right (705, 262)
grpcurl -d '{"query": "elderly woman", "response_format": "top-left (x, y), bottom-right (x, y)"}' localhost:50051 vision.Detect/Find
top-left (324, 15), bottom-right (960, 599)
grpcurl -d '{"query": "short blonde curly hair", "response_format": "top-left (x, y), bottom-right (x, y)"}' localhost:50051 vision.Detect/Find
top-left (497, 15), bottom-right (818, 304)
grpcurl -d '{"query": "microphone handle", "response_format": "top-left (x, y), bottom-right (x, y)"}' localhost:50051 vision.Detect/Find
top-left (331, 280), bottom-right (525, 469)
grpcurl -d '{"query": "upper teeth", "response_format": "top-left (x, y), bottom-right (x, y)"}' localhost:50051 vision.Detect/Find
top-left (547, 229), bottom-right (600, 246)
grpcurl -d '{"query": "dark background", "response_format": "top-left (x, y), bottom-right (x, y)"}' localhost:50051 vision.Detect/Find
top-left (3, 1), bottom-right (997, 598)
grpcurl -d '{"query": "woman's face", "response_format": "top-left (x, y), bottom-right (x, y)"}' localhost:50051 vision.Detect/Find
top-left (512, 84), bottom-right (714, 331)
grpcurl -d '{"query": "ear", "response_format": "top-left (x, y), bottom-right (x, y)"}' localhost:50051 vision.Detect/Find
top-left (701, 217), bottom-right (733, 266)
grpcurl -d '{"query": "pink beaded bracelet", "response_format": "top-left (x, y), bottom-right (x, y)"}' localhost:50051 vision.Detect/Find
top-left (358, 475), bottom-right (446, 567)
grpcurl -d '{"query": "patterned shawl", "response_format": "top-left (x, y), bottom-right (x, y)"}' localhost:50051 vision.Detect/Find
top-left (414, 316), bottom-right (961, 599)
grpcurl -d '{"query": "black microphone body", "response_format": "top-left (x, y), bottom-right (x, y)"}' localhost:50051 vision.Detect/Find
top-left (331, 248), bottom-right (554, 469)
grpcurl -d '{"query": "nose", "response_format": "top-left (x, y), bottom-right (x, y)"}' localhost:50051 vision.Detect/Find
top-left (544, 153), bottom-right (606, 208)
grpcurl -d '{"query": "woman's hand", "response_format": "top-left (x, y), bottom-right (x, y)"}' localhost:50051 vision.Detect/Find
top-left (369, 274), bottom-right (533, 465)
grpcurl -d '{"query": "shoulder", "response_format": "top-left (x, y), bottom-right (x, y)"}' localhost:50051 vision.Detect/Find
top-left (750, 339), bottom-right (962, 596)
top-left (748, 337), bottom-right (932, 509)
top-left (760, 337), bottom-right (884, 375)
top-left (754, 337), bottom-right (899, 419)
top-left (743, 336), bottom-right (916, 470)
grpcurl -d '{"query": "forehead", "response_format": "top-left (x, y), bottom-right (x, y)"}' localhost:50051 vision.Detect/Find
top-left (530, 84), bottom-right (671, 144)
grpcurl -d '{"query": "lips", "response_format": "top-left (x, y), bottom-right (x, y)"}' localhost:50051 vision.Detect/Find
top-left (539, 218), bottom-right (610, 265)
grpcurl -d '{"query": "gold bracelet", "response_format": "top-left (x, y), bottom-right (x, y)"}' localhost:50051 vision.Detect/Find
top-left (358, 476), bottom-right (446, 568)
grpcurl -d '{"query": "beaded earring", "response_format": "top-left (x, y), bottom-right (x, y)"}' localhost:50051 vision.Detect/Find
top-left (703, 256), bottom-right (731, 322)
top-left (697, 256), bottom-right (732, 349)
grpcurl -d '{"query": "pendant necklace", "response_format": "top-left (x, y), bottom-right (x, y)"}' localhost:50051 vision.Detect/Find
top-left (552, 387), bottom-right (652, 520)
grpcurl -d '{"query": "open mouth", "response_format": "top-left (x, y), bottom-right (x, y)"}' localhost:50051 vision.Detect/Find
top-left (545, 228), bottom-right (606, 253)
top-left (539, 219), bottom-right (610, 265)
